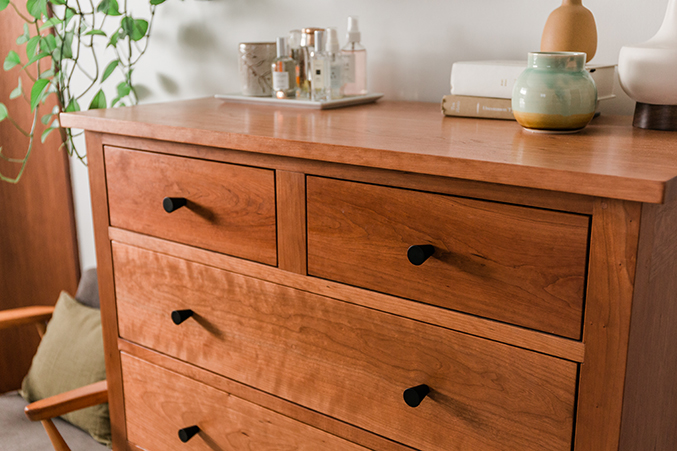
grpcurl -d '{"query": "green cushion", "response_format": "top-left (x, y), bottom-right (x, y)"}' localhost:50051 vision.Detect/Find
top-left (20, 291), bottom-right (111, 447)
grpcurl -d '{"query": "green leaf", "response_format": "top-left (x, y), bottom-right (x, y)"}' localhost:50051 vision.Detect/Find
top-left (150, 0), bottom-right (166, 4)
top-left (41, 127), bottom-right (57, 143)
top-left (65, 98), bottom-right (80, 112)
top-left (30, 78), bottom-right (50, 111)
top-left (41, 113), bottom-right (53, 125)
top-left (97, 0), bottom-right (121, 16)
top-left (61, 31), bottom-right (74, 59)
top-left (41, 35), bottom-right (57, 54)
top-left (26, 36), bottom-right (40, 59)
top-left (108, 30), bottom-right (120, 48)
top-left (9, 78), bottom-right (23, 100)
top-left (26, 0), bottom-right (48, 19)
top-left (89, 90), bottom-right (107, 110)
top-left (121, 16), bottom-right (148, 42)
top-left (16, 24), bottom-right (30, 45)
top-left (0, 103), bottom-right (8, 122)
top-left (4, 51), bottom-right (20, 71)
top-left (39, 17), bottom-right (62, 31)
top-left (49, 0), bottom-right (67, 5)
top-left (64, 8), bottom-right (76, 27)
top-left (116, 81), bottom-right (131, 98)
top-left (23, 52), bottom-right (50, 69)
top-left (0, 0), bottom-right (9, 12)
top-left (40, 69), bottom-right (55, 79)
top-left (84, 29), bottom-right (107, 37)
top-left (101, 60), bottom-right (119, 83)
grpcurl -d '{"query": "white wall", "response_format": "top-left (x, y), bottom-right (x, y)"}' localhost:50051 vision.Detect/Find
top-left (71, 0), bottom-right (671, 269)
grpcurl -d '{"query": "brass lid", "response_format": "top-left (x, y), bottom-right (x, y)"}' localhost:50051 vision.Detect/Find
top-left (301, 28), bottom-right (324, 47)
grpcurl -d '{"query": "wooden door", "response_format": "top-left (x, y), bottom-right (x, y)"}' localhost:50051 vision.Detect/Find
top-left (0, 9), bottom-right (80, 393)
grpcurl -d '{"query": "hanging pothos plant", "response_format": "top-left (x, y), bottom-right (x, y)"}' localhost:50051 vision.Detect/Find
top-left (0, 0), bottom-right (166, 183)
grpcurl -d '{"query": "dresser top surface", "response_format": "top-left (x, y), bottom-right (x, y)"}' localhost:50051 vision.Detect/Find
top-left (61, 98), bottom-right (677, 203)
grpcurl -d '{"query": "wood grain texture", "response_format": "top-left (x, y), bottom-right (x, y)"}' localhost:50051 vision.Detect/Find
top-left (113, 243), bottom-right (577, 451)
top-left (308, 177), bottom-right (589, 339)
top-left (119, 340), bottom-right (416, 451)
top-left (109, 226), bottom-right (585, 363)
top-left (85, 131), bottom-right (126, 449)
top-left (100, 133), bottom-right (595, 215)
top-left (618, 198), bottom-right (677, 450)
top-left (105, 146), bottom-right (277, 265)
top-left (575, 199), bottom-right (641, 451)
top-left (60, 98), bottom-right (677, 203)
top-left (0, 10), bottom-right (80, 394)
top-left (0, 306), bottom-right (54, 330)
top-left (121, 353), bottom-right (370, 451)
top-left (276, 170), bottom-right (307, 274)
top-left (24, 380), bottom-right (108, 421)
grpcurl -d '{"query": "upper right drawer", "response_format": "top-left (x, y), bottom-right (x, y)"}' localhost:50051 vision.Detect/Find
top-left (306, 176), bottom-right (590, 339)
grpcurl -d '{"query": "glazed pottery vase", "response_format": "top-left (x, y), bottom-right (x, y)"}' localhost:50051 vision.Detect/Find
top-left (541, 0), bottom-right (597, 63)
top-left (618, 0), bottom-right (677, 131)
top-left (512, 52), bottom-right (597, 133)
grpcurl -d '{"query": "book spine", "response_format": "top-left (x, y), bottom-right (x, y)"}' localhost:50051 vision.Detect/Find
top-left (441, 95), bottom-right (515, 120)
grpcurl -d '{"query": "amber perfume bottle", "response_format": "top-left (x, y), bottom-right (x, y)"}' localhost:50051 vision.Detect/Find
top-left (271, 37), bottom-right (297, 99)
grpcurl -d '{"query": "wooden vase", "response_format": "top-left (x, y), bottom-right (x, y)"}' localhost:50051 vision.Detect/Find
top-left (540, 0), bottom-right (597, 62)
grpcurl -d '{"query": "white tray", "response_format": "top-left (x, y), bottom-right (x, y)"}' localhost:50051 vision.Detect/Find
top-left (215, 93), bottom-right (383, 109)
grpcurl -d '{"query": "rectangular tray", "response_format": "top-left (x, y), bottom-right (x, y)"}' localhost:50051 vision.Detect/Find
top-left (215, 93), bottom-right (383, 110)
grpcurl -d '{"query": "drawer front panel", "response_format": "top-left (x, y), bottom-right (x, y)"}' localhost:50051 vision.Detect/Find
top-left (105, 147), bottom-right (277, 265)
top-left (114, 243), bottom-right (577, 451)
top-left (121, 353), bottom-right (367, 451)
top-left (307, 176), bottom-right (589, 339)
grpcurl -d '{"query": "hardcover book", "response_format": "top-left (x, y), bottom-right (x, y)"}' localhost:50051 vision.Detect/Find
top-left (441, 95), bottom-right (515, 120)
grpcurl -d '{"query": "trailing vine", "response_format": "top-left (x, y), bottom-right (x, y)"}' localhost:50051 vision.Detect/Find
top-left (0, 0), bottom-right (166, 183)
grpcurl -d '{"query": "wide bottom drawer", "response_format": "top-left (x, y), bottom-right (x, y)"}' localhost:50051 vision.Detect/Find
top-left (114, 242), bottom-right (578, 451)
top-left (121, 353), bottom-right (368, 450)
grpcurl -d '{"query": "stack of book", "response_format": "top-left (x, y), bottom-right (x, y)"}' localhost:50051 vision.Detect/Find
top-left (442, 60), bottom-right (616, 120)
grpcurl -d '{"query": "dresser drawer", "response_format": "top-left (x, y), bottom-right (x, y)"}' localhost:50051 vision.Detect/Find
top-left (121, 353), bottom-right (367, 450)
top-left (307, 177), bottom-right (589, 339)
top-left (105, 147), bottom-right (277, 265)
top-left (114, 243), bottom-right (577, 451)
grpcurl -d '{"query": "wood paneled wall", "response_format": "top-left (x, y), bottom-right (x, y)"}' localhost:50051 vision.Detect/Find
top-left (0, 9), bottom-right (80, 393)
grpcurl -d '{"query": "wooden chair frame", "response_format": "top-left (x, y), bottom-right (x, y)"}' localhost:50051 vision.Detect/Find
top-left (0, 306), bottom-right (108, 451)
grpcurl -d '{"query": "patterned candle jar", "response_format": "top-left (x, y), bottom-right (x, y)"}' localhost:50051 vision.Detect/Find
top-left (238, 42), bottom-right (276, 96)
top-left (512, 52), bottom-right (597, 132)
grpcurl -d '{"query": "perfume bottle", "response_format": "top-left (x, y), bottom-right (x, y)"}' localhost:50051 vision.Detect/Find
top-left (271, 37), bottom-right (298, 99)
top-left (299, 27), bottom-right (324, 99)
top-left (325, 27), bottom-right (344, 100)
top-left (341, 16), bottom-right (367, 96)
top-left (310, 30), bottom-right (329, 102)
top-left (288, 29), bottom-right (302, 90)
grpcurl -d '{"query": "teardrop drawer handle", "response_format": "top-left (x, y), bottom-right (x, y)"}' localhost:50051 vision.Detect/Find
top-left (407, 245), bottom-right (435, 266)
top-left (178, 425), bottom-right (200, 443)
top-left (403, 384), bottom-right (430, 407)
top-left (171, 309), bottom-right (194, 325)
top-left (163, 197), bottom-right (187, 213)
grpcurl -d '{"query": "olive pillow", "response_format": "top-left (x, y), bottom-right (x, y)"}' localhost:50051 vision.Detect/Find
top-left (20, 291), bottom-right (111, 447)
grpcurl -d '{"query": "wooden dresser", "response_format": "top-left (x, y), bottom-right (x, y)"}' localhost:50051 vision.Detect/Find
top-left (61, 99), bottom-right (677, 451)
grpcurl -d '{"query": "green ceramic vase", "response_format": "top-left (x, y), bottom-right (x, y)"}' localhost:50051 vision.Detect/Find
top-left (512, 52), bottom-right (597, 132)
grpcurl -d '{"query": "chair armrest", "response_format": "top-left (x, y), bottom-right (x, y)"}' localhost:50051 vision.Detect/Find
top-left (0, 306), bottom-right (54, 331)
top-left (24, 380), bottom-right (108, 422)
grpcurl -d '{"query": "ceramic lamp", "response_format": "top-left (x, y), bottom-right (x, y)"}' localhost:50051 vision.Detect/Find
top-left (618, 0), bottom-right (677, 131)
top-left (541, 0), bottom-right (597, 63)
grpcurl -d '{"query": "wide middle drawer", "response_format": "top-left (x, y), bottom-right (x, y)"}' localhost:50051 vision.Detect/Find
top-left (114, 242), bottom-right (578, 451)
top-left (105, 147), bottom-right (277, 266)
top-left (307, 176), bottom-right (590, 339)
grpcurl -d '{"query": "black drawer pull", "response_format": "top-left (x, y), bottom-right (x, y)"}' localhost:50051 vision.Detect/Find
top-left (171, 309), bottom-right (194, 325)
top-left (407, 245), bottom-right (435, 266)
top-left (403, 384), bottom-right (430, 407)
top-left (178, 425), bottom-right (200, 443)
top-left (163, 197), bottom-right (187, 213)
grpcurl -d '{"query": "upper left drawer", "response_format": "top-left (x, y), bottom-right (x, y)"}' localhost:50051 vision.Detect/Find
top-left (105, 147), bottom-right (277, 266)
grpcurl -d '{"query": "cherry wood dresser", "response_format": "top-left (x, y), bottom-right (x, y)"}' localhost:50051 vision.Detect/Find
top-left (61, 99), bottom-right (677, 451)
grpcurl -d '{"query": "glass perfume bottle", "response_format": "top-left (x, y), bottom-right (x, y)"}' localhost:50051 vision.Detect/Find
top-left (288, 29), bottom-right (302, 91)
top-left (341, 16), bottom-right (367, 96)
top-left (272, 37), bottom-right (298, 99)
top-left (298, 27), bottom-right (323, 99)
top-left (325, 27), bottom-right (344, 100)
top-left (310, 30), bottom-right (329, 102)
